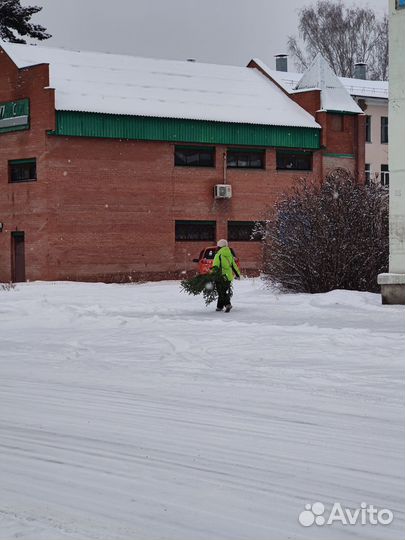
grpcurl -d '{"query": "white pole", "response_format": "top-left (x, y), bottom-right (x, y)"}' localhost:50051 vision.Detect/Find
top-left (378, 0), bottom-right (405, 303)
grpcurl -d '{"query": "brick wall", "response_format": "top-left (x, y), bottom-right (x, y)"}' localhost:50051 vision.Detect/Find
top-left (41, 140), bottom-right (317, 281)
top-left (0, 48), bottom-right (55, 282)
top-left (291, 90), bottom-right (321, 117)
top-left (1, 119), bottom-right (321, 281)
top-left (293, 92), bottom-right (365, 183)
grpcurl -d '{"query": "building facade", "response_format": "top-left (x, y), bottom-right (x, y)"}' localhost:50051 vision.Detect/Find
top-left (264, 59), bottom-right (389, 187)
top-left (0, 43), bottom-right (364, 282)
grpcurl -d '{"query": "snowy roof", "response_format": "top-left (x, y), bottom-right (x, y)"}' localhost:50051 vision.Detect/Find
top-left (252, 58), bottom-right (388, 100)
top-left (338, 76), bottom-right (388, 100)
top-left (293, 54), bottom-right (362, 113)
top-left (0, 42), bottom-right (320, 129)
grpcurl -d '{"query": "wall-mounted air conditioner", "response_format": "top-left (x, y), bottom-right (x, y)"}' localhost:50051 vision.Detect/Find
top-left (214, 184), bottom-right (232, 199)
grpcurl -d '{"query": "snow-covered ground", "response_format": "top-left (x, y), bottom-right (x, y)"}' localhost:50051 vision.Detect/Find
top-left (0, 279), bottom-right (404, 540)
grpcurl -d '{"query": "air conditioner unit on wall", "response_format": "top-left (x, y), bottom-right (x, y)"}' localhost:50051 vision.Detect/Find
top-left (214, 184), bottom-right (232, 199)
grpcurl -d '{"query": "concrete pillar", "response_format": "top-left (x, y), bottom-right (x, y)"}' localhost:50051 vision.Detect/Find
top-left (378, 0), bottom-right (405, 304)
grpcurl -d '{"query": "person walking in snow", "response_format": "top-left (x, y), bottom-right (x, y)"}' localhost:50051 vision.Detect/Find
top-left (212, 239), bottom-right (241, 313)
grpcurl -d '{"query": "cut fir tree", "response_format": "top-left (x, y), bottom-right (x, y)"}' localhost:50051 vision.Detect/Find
top-left (180, 268), bottom-right (233, 306)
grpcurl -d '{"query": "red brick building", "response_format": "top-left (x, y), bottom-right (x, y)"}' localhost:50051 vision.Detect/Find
top-left (0, 44), bottom-right (365, 282)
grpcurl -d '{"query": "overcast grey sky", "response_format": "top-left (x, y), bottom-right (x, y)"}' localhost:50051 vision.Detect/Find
top-left (23, 0), bottom-right (387, 70)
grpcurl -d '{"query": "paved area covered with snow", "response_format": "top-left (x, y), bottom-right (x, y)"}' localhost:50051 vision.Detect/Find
top-left (0, 280), bottom-right (404, 540)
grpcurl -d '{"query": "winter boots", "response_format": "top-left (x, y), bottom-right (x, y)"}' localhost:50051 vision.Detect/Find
top-left (216, 304), bottom-right (232, 312)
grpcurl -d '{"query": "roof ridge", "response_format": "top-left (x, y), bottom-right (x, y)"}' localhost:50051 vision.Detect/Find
top-left (0, 40), bottom-right (248, 71)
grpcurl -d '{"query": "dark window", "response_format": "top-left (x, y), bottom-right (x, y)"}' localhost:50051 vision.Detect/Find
top-left (380, 164), bottom-right (389, 187)
top-left (276, 151), bottom-right (312, 171)
top-left (227, 149), bottom-right (265, 169)
top-left (228, 221), bottom-right (263, 242)
top-left (330, 114), bottom-right (344, 131)
top-left (175, 146), bottom-right (215, 167)
top-left (365, 115), bottom-right (372, 143)
top-left (9, 159), bottom-right (37, 183)
top-left (175, 220), bottom-right (216, 241)
top-left (365, 163), bottom-right (371, 185)
top-left (381, 117), bottom-right (388, 143)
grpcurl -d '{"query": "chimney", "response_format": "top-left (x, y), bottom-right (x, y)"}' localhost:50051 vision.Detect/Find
top-left (275, 54), bottom-right (288, 72)
top-left (354, 62), bottom-right (367, 80)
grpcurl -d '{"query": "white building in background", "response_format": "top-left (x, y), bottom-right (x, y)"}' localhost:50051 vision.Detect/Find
top-left (256, 58), bottom-right (389, 187)
top-left (378, 0), bottom-right (405, 304)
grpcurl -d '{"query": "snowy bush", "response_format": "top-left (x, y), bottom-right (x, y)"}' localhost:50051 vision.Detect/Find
top-left (259, 169), bottom-right (389, 293)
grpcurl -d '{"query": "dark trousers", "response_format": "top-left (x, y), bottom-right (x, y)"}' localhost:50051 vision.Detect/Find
top-left (217, 279), bottom-right (231, 309)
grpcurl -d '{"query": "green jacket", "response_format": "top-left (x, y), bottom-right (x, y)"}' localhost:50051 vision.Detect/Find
top-left (212, 247), bottom-right (241, 282)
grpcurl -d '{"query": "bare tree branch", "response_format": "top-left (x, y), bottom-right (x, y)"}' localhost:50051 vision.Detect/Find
top-left (259, 171), bottom-right (389, 293)
top-left (287, 0), bottom-right (388, 80)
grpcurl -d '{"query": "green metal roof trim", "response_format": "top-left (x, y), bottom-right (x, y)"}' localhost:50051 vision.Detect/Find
top-left (323, 153), bottom-right (355, 158)
top-left (50, 111), bottom-right (321, 149)
top-left (8, 158), bottom-right (36, 164)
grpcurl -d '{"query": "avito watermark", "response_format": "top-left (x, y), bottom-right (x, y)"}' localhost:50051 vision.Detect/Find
top-left (298, 502), bottom-right (394, 527)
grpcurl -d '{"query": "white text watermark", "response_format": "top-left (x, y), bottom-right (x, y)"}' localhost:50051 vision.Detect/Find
top-left (298, 502), bottom-right (394, 527)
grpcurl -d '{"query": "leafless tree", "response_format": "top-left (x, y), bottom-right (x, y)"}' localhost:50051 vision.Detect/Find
top-left (288, 0), bottom-right (388, 80)
top-left (259, 170), bottom-right (388, 293)
top-left (371, 14), bottom-right (389, 81)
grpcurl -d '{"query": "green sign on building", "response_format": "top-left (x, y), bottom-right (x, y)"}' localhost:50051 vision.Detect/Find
top-left (0, 99), bottom-right (30, 133)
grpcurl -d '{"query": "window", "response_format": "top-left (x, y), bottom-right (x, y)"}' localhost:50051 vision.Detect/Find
top-left (276, 151), bottom-right (312, 171)
top-left (228, 221), bottom-right (263, 242)
top-left (380, 164), bottom-right (389, 187)
top-left (396, 0), bottom-right (405, 9)
top-left (227, 149), bottom-right (265, 169)
top-left (9, 158), bottom-right (37, 183)
top-left (365, 115), bottom-right (372, 143)
top-left (175, 220), bottom-right (216, 241)
top-left (174, 146), bottom-right (215, 167)
top-left (365, 163), bottom-right (371, 185)
top-left (381, 117), bottom-right (388, 143)
top-left (330, 114), bottom-right (344, 132)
